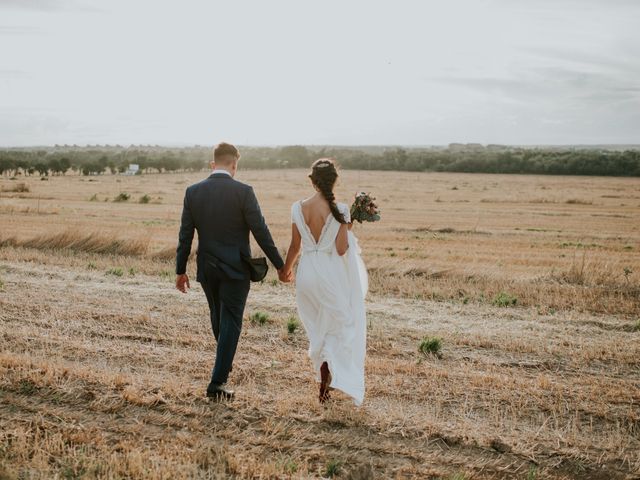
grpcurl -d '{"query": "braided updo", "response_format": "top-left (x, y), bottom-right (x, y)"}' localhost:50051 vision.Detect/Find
top-left (308, 158), bottom-right (346, 224)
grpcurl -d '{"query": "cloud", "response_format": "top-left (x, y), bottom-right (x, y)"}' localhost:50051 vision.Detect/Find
top-left (0, 25), bottom-right (42, 34)
top-left (0, 109), bottom-right (70, 146)
top-left (495, 0), bottom-right (640, 7)
top-left (428, 59), bottom-right (640, 145)
top-left (523, 47), bottom-right (639, 75)
top-left (0, 0), bottom-right (101, 12)
top-left (435, 64), bottom-right (640, 108)
top-left (0, 69), bottom-right (29, 78)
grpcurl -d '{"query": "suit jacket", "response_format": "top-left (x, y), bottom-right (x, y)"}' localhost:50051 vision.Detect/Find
top-left (175, 172), bottom-right (284, 282)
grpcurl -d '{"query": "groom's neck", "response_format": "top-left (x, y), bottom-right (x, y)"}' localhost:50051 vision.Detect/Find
top-left (213, 167), bottom-right (232, 174)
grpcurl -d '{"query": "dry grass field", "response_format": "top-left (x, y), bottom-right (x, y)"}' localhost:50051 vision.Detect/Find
top-left (0, 169), bottom-right (639, 479)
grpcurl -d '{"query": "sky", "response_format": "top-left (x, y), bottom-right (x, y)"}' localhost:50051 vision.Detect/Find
top-left (1, 0), bottom-right (639, 146)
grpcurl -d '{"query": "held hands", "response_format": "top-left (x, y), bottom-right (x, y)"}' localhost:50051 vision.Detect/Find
top-left (278, 268), bottom-right (293, 283)
top-left (176, 274), bottom-right (190, 293)
top-left (178, 270), bottom-right (290, 289)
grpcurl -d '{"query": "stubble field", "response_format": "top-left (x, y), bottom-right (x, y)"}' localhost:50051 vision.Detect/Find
top-left (0, 169), bottom-right (639, 479)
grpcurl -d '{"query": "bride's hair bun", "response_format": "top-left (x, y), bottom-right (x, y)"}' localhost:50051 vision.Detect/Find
top-left (314, 159), bottom-right (332, 169)
top-left (309, 158), bottom-right (346, 224)
top-left (309, 158), bottom-right (336, 174)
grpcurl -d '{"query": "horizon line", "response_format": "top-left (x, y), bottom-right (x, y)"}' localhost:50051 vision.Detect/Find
top-left (1, 143), bottom-right (640, 149)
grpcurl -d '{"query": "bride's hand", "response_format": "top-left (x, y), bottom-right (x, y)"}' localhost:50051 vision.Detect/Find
top-left (285, 269), bottom-right (294, 282)
top-left (278, 268), bottom-right (293, 283)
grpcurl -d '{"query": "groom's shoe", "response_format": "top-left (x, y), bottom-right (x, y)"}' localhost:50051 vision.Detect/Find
top-left (206, 383), bottom-right (235, 401)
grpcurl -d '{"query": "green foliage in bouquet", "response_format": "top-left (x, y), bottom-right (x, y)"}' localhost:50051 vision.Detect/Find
top-left (350, 192), bottom-right (381, 224)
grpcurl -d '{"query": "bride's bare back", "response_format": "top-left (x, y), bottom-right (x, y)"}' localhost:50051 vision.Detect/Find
top-left (300, 196), bottom-right (332, 243)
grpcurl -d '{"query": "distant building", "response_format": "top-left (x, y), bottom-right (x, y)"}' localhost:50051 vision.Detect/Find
top-left (124, 164), bottom-right (139, 175)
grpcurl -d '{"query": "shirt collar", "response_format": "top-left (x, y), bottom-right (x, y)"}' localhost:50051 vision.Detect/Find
top-left (211, 168), bottom-right (232, 177)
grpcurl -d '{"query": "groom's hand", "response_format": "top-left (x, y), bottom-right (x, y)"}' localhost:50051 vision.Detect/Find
top-left (176, 274), bottom-right (190, 293)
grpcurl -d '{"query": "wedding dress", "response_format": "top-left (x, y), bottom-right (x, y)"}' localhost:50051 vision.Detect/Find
top-left (291, 201), bottom-right (368, 405)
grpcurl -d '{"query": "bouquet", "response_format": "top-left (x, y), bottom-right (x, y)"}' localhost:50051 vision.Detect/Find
top-left (350, 192), bottom-right (381, 224)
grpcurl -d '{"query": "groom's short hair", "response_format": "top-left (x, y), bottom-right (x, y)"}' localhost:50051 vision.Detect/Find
top-left (214, 142), bottom-right (240, 165)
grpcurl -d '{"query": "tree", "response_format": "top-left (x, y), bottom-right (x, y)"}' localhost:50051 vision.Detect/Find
top-left (58, 157), bottom-right (71, 175)
top-left (0, 157), bottom-right (16, 176)
top-left (278, 146), bottom-right (310, 168)
top-left (34, 163), bottom-right (49, 176)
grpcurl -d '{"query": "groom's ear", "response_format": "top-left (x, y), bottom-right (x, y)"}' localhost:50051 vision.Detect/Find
top-left (209, 160), bottom-right (216, 170)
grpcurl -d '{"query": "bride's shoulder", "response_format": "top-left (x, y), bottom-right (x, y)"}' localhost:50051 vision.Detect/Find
top-left (290, 199), bottom-right (303, 214)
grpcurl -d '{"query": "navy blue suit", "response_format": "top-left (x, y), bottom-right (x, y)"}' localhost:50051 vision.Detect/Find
top-left (176, 171), bottom-right (284, 386)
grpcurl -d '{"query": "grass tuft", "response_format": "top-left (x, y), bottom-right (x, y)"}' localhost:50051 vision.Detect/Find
top-left (286, 316), bottom-right (299, 334)
top-left (151, 245), bottom-right (177, 260)
top-left (106, 267), bottom-right (124, 277)
top-left (3, 230), bottom-right (149, 256)
top-left (139, 194), bottom-right (151, 204)
top-left (419, 336), bottom-right (442, 356)
top-left (324, 460), bottom-right (341, 478)
top-left (1, 182), bottom-right (29, 193)
top-left (18, 379), bottom-right (38, 395)
top-left (280, 459), bottom-right (297, 474)
top-left (113, 192), bottom-right (130, 202)
top-left (0, 236), bottom-right (18, 248)
top-left (492, 292), bottom-right (517, 307)
top-left (447, 474), bottom-right (467, 480)
top-left (250, 312), bottom-right (270, 325)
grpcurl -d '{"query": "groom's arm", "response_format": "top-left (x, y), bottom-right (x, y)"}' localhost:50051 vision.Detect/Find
top-left (176, 189), bottom-right (195, 276)
top-left (242, 186), bottom-right (284, 270)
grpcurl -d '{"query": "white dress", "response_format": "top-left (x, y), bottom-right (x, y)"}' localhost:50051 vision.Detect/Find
top-left (292, 201), bottom-right (368, 406)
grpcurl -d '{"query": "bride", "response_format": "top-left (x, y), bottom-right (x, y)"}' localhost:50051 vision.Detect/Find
top-left (280, 158), bottom-right (368, 405)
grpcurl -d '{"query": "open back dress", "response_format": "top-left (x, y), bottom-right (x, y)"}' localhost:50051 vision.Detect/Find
top-left (291, 201), bottom-right (368, 405)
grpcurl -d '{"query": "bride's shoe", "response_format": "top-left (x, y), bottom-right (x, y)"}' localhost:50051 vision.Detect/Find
top-left (319, 362), bottom-right (331, 404)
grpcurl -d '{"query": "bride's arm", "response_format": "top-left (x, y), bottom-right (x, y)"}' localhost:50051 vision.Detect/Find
top-left (335, 223), bottom-right (349, 256)
top-left (282, 223), bottom-right (302, 277)
top-left (335, 204), bottom-right (350, 256)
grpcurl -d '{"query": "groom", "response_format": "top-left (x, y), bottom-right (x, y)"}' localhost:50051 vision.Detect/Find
top-left (175, 142), bottom-right (289, 400)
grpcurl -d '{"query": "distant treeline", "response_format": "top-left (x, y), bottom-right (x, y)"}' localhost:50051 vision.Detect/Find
top-left (1, 145), bottom-right (639, 177)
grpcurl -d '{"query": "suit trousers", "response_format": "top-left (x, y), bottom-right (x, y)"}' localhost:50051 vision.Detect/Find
top-left (200, 266), bottom-right (250, 385)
